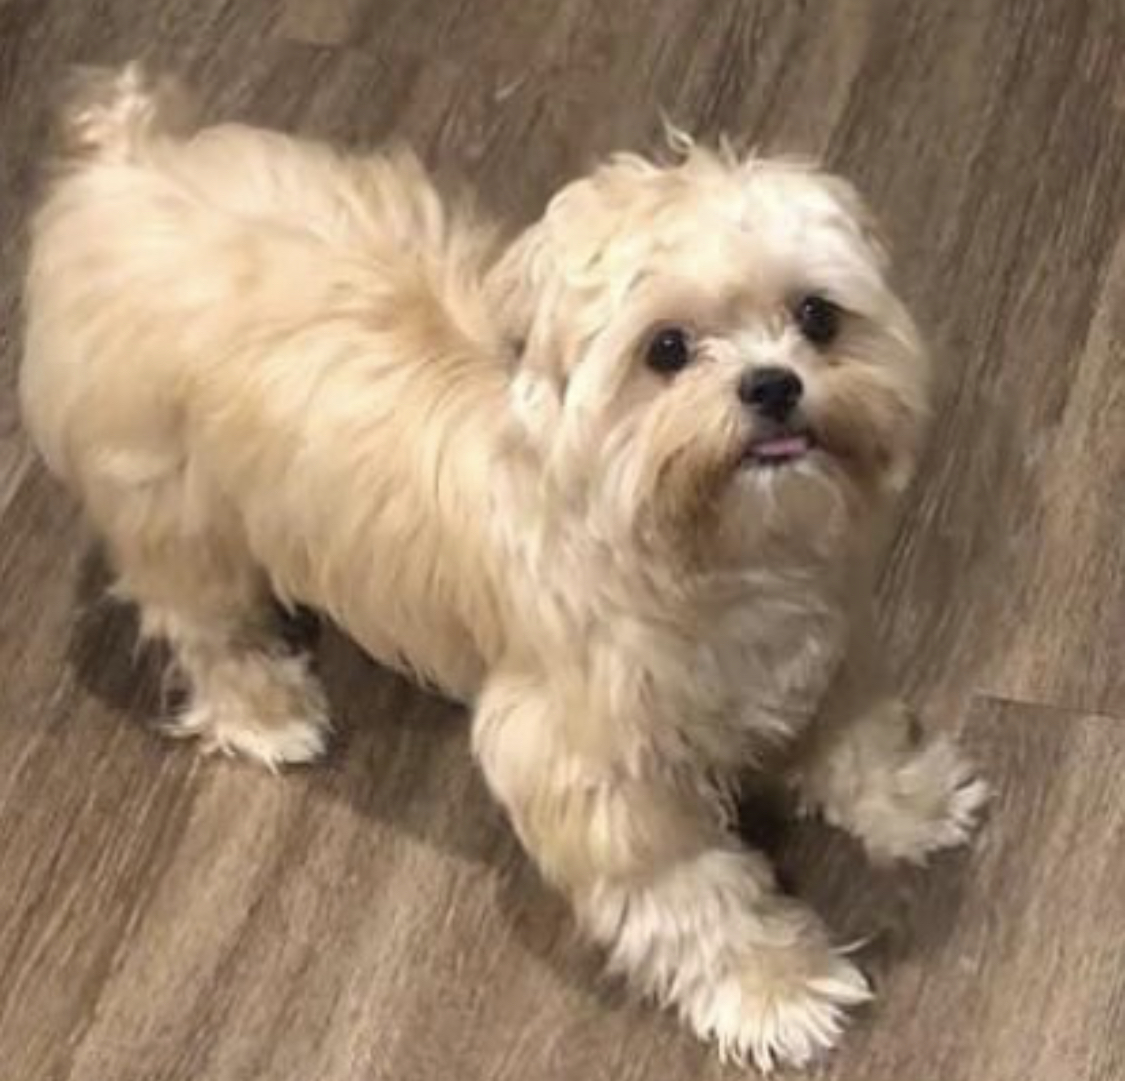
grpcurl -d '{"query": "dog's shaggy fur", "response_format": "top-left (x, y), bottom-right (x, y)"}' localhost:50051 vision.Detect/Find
top-left (21, 65), bottom-right (987, 1071)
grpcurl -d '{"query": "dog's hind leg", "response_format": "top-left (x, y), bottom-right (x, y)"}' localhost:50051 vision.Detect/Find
top-left (90, 464), bottom-right (329, 770)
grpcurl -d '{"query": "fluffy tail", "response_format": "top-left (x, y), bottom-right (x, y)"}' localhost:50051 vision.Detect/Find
top-left (52, 62), bottom-right (197, 165)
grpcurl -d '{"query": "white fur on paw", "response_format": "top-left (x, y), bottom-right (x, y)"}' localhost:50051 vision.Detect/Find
top-left (589, 851), bottom-right (868, 1071)
top-left (163, 655), bottom-right (330, 770)
top-left (201, 710), bottom-right (328, 769)
top-left (858, 737), bottom-right (989, 864)
top-left (687, 947), bottom-right (871, 1072)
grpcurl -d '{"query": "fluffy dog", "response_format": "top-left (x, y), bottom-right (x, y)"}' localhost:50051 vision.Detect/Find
top-left (21, 65), bottom-right (986, 1071)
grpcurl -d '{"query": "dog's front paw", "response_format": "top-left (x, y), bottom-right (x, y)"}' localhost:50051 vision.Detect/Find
top-left (682, 942), bottom-right (871, 1072)
top-left (848, 736), bottom-right (989, 865)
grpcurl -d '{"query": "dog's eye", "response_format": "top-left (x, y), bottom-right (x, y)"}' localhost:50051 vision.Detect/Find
top-left (794, 295), bottom-right (842, 346)
top-left (645, 327), bottom-right (693, 375)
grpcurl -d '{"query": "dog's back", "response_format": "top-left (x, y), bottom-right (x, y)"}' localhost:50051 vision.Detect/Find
top-left (21, 66), bottom-right (512, 703)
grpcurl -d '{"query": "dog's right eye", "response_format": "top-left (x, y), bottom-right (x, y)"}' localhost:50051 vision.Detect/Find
top-left (645, 327), bottom-right (692, 375)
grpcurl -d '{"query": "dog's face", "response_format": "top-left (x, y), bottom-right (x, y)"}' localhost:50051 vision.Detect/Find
top-left (495, 146), bottom-right (929, 565)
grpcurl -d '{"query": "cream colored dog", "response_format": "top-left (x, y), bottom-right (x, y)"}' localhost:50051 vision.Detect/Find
top-left (21, 65), bottom-right (986, 1072)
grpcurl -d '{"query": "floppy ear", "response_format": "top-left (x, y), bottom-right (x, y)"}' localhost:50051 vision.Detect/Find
top-left (490, 150), bottom-right (659, 362)
top-left (488, 154), bottom-right (667, 457)
top-left (489, 221), bottom-right (567, 450)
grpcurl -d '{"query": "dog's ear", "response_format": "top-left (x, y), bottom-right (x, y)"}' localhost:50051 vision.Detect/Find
top-left (491, 221), bottom-right (548, 360)
top-left (490, 221), bottom-right (569, 448)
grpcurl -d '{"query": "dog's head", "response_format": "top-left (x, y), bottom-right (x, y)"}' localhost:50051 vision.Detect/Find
top-left (493, 141), bottom-right (929, 566)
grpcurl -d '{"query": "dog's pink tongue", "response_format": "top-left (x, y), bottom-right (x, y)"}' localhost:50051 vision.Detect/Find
top-left (750, 434), bottom-right (810, 460)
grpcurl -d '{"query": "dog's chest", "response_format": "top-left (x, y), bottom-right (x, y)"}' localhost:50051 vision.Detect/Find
top-left (702, 585), bottom-right (847, 740)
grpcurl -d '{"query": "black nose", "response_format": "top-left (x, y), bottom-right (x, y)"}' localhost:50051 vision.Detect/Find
top-left (739, 366), bottom-right (804, 420)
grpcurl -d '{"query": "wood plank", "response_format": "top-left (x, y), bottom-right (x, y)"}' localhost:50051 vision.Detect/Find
top-left (786, 697), bottom-right (1125, 1081)
top-left (2, 650), bottom-right (1122, 1081)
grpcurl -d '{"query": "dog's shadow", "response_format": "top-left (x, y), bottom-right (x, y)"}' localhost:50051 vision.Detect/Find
top-left (66, 544), bottom-right (174, 713)
top-left (66, 544), bottom-right (976, 1005)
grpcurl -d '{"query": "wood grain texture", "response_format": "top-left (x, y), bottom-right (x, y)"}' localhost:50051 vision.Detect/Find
top-left (1, 1), bottom-right (1124, 1079)
top-left (787, 699), bottom-right (1125, 1081)
top-left (279, 0), bottom-right (366, 48)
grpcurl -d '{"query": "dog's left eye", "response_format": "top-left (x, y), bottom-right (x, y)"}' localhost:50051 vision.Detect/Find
top-left (794, 294), bottom-right (842, 346)
top-left (645, 327), bottom-right (693, 375)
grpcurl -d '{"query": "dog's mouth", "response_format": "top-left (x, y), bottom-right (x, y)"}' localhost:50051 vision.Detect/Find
top-left (740, 426), bottom-right (816, 468)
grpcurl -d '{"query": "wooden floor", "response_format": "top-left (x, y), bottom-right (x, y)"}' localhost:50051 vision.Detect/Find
top-left (2, 2), bottom-right (1124, 1079)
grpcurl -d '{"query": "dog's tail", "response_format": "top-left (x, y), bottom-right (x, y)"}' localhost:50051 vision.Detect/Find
top-left (52, 62), bottom-right (198, 166)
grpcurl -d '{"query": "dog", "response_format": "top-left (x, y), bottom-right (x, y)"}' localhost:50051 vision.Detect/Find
top-left (20, 65), bottom-right (987, 1071)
